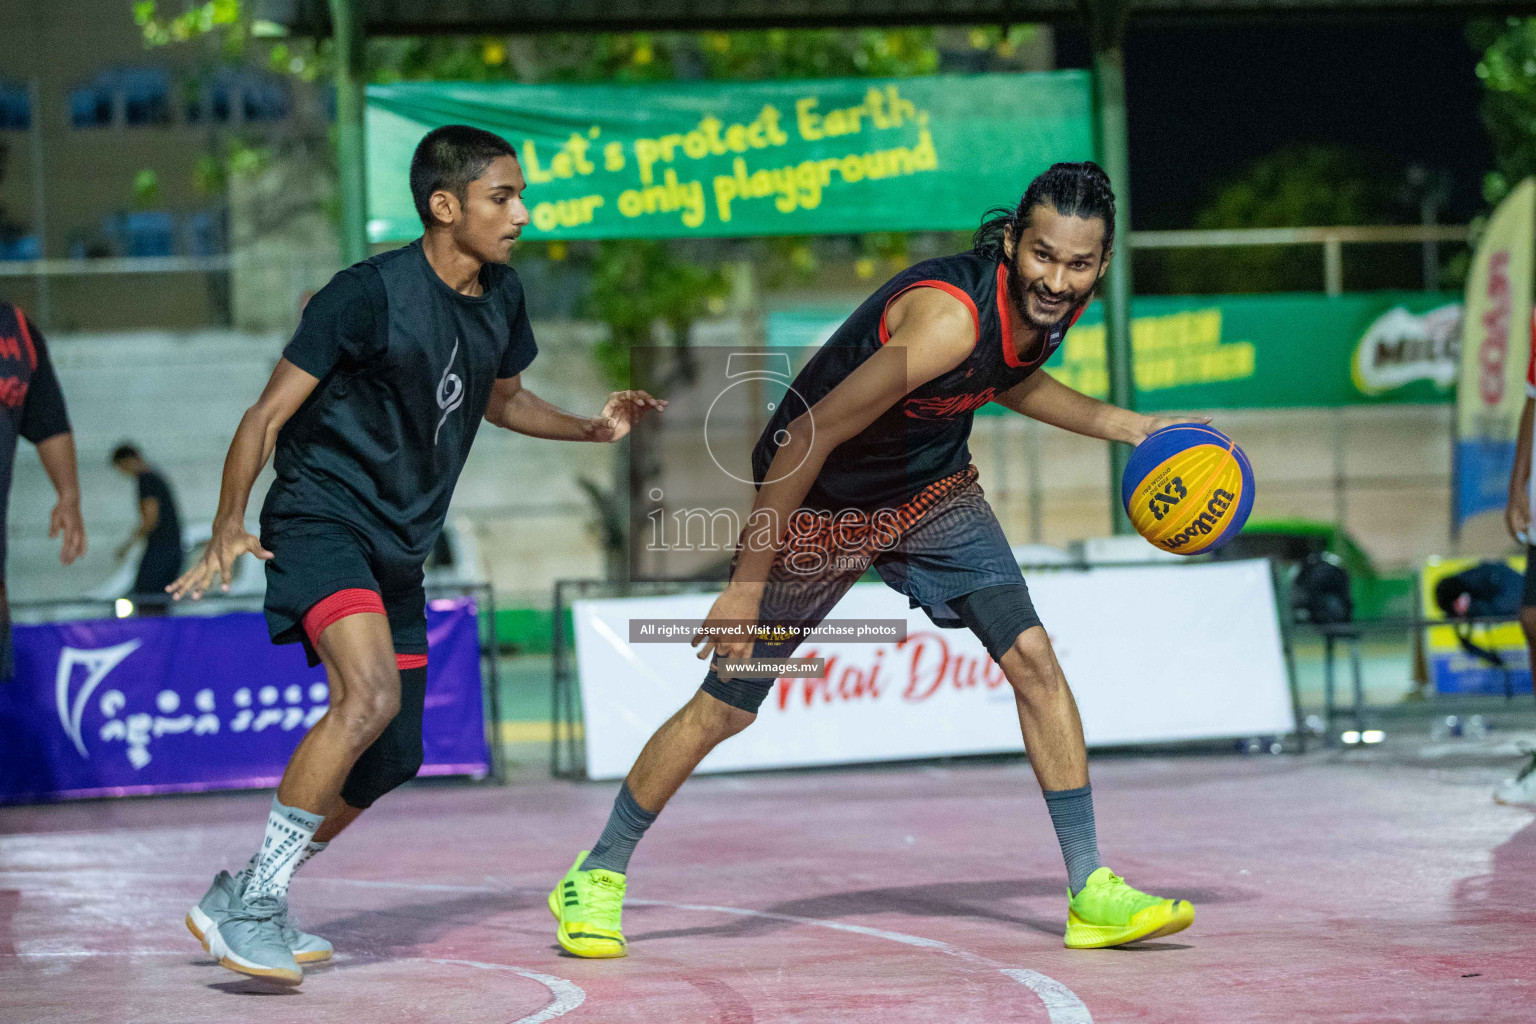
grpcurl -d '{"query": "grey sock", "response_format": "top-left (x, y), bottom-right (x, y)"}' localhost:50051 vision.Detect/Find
top-left (1043, 784), bottom-right (1101, 896)
top-left (582, 783), bottom-right (657, 875)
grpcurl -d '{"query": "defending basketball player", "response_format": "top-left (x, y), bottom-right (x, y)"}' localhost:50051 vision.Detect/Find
top-left (169, 125), bottom-right (662, 985)
top-left (551, 162), bottom-right (1201, 956)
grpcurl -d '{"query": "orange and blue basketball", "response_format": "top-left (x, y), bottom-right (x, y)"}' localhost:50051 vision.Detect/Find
top-left (1122, 424), bottom-right (1255, 555)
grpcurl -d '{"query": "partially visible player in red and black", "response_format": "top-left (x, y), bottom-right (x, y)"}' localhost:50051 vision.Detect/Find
top-left (170, 125), bottom-right (663, 985)
top-left (0, 302), bottom-right (87, 679)
top-left (552, 162), bottom-right (1203, 958)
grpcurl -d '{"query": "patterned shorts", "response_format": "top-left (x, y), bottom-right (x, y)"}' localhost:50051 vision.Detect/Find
top-left (733, 463), bottom-right (1027, 641)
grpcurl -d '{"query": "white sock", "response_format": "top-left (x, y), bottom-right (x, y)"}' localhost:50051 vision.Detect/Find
top-left (293, 840), bottom-right (328, 877)
top-left (242, 840), bottom-right (326, 881)
top-left (245, 797), bottom-right (323, 901)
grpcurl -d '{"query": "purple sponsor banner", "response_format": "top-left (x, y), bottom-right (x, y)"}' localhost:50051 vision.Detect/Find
top-left (0, 597), bottom-right (487, 804)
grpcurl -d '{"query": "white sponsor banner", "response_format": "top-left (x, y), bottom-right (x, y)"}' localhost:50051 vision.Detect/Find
top-left (574, 559), bottom-right (1294, 779)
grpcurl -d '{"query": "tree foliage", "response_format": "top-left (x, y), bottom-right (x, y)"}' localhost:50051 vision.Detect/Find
top-left (1153, 145), bottom-right (1412, 293)
top-left (1470, 17), bottom-right (1536, 208)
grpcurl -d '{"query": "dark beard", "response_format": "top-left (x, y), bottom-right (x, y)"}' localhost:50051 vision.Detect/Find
top-left (1007, 272), bottom-right (1082, 331)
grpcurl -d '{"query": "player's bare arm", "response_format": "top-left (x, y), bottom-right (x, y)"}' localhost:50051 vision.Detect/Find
top-left (484, 374), bottom-right (666, 442)
top-left (34, 432), bottom-right (86, 565)
top-left (1509, 397), bottom-right (1536, 542)
top-left (115, 496), bottom-right (161, 562)
top-left (693, 286), bottom-right (977, 666)
top-left (993, 370), bottom-right (1211, 445)
top-left (169, 358), bottom-right (319, 600)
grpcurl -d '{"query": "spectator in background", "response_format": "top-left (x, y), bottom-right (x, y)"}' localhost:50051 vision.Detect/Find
top-left (0, 301), bottom-right (86, 677)
top-left (110, 443), bottom-right (182, 614)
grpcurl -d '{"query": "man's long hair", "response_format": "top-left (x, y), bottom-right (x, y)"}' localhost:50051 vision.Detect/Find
top-left (973, 161), bottom-right (1117, 267)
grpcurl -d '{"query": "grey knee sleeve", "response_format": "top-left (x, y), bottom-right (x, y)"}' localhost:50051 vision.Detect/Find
top-left (949, 583), bottom-right (1042, 662)
top-left (340, 665), bottom-right (426, 809)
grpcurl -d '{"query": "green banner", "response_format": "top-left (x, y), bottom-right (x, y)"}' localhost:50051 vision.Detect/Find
top-left (365, 72), bottom-right (1094, 242)
top-left (769, 290), bottom-right (1461, 411)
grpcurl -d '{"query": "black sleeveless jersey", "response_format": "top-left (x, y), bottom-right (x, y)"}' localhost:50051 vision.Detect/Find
top-left (752, 251), bottom-right (1077, 511)
top-left (0, 303), bottom-right (70, 560)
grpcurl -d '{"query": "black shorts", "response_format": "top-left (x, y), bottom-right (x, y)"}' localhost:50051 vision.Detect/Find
top-left (262, 518), bottom-right (428, 667)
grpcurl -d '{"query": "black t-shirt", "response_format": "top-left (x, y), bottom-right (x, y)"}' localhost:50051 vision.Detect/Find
top-left (0, 302), bottom-right (71, 570)
top-left (261, 240), bottom-right (538, 565)
top-left (136, 469), bottom-right (181, 565)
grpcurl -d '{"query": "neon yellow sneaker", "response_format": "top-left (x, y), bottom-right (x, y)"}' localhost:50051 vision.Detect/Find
top-left (547, 852), bottom-right (627, 958)
top-left (1064, 867), bottom-right (1194, 948)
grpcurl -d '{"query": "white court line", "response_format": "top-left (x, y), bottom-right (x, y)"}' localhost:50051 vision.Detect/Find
top-left (1001, 969), bottom-right (1095, 1024)
top-left (8, 950), bottom-right (585, 1024)
top-left (629, 897), bottom-right (1094, 1024)
top-left (427, 959), bottom-right (585, 1024)
top-left (1, 873), bottom-right (1089, 1022)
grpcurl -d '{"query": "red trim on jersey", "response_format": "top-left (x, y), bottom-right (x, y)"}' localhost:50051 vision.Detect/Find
top-left (302, 588), bottom-right (386, 647)
top-left (996, 263), bottom-right (1086, 369)
top-left (13, 305), bottom-right (37, 370)
top-left (395, 653), bottom-right (428, 670)
top-left (996, 263), bottom-right (1022, 367)
top-left (878, 280), bottom-right (980, 347)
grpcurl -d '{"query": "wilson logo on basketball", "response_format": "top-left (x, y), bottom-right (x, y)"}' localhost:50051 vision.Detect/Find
top-left (1162, 489), bottom-right (1236, 551)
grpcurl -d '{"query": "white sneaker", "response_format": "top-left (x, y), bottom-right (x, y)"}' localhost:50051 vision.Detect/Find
top-left (1493, 752), bottom-right (1536, 806)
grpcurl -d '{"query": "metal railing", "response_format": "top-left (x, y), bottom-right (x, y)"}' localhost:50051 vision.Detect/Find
top-left (1127, 224), bottom-right (1470, 296)
top-left (0, 255), bottom-right (235, 278)
top-left (1290, 613), bottom-right (1536, 744)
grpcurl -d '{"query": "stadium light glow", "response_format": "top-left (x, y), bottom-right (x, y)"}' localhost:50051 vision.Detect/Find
top-left (114, 599), bottom-right (133, 619)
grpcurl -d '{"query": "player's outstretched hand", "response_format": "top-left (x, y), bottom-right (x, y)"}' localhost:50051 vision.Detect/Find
top-left (692, 583), bottom-right (763, 680)
top-left (49, 499), bottom-right (86, 566)
top-left (168, 520), bottom-right (272, 601)
top-left (1131, 413), bottom-right (1213, 446)
top-left (586, 389), bottom-right (667, 443)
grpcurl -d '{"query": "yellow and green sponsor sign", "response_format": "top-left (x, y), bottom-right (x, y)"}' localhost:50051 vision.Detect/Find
top-left (364, 72), bottom-right (1094, 241)
top-left (772, 290), bottom-right (1460, 411)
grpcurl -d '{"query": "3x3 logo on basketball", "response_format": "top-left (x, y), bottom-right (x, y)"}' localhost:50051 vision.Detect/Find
top-left (1146, 476), bottom-right (1189, 522)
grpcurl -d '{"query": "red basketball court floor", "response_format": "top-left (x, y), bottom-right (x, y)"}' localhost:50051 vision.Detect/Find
top-left (3, 743), bottom-right (1533, 1023)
